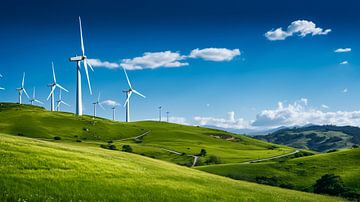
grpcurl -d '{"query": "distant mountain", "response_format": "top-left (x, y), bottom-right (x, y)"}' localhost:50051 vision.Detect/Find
top-left (255, 125), bottom-right (360, 152)
top-left (203, 125), bottom-right (287, 136)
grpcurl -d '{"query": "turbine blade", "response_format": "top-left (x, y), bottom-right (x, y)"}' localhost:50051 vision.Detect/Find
top-left (99, 102), bottom-right (105, 110)
top-left (56, 101), bottom-right (61, 109)
top-left (87, 60), bottom-right (94, 72)
top-left (23, 88), bottom-right (30, 99)
top-left (132, 89), bottom-right (146, 98)
top-left (56, 84), bottom-right (69, 92)
top-left (62, 101), bottom-right (70, 107)
top-left (122, 67), bottom-right (132, 88)
top-left (97, 92), bottom-right (101, 102)
top-left (47, 86), bottom-right (56, 100)
top-left (0, 74), bottom-right (2, 78)
top-left (123, 92), bottom-right (132, 107)
top-left (52, 62), bottom-right (57, 83)
top-left (33, 87), bottom-right (36, 98)
top-left (22, 72), bottom-right (25, 88)
top-left (79, 16), bottom-right (85, 56)
top-left (83, 60), bottom-right (92, 95)
top-left (35, 99), bottom-right (44, 105)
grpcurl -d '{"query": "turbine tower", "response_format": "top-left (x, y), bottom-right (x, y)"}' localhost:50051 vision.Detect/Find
top-left (16, 72), bottom-right (29, 104)
top-left (92, 92), bottom-right (104, 117)
top-left (29, 87), bottom-right (43, 105)
top-left (0, 74), bottom-right (4, 90)
top-left (47, 62), bottom-right (68, 111)
top-left (112, 106), bottom-right (116, 121)
top-left (158, 106), bottom-right (162, 122)
top-left (122, 67), bottom-right (145, 122)
top-left (56, 89), bottom-right (70, 111)
top-left (69, 17), bottom-right (94, 116)
top-left (166, 111), bottom-right (169, 122)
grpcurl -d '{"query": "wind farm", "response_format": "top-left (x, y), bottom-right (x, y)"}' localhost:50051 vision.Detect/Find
top-left (1, 0), bottom-right (360, 201)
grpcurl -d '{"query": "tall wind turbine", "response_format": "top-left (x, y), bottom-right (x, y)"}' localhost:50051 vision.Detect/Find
top-left (158, 106), bottom-right (162, 122)
top-left (112, 106), bottom-right (116, 121)
top-left (122, 67), bottom-right (145, 122)
top-left (16, 72), bottom-right (29, 104)
top-left (0, 74), bottom-right (4, 90)
top-left (92, 92), bottom-right (105, 117)
top-left (29, 87), bottom-right (43, 105)
top-left (56, 89), bottom-right (70, 111)
top-left (166, 111), bottom-right (169, 122)
top-left (47, 62), bottom-right (68, 111)
top-left (69, 17), bottom-right (94, 116)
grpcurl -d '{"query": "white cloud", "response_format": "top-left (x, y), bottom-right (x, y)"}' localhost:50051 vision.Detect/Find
top-left (189, 48), bottom-right (240, 62)
top-left (101, 100), bottom-right (120, 107)
top-left (88, 59), bottom-right (120, 69)
top-left (343, 88), bottom-right (348, 93)
top-left (194, 111), bottom-right (251, 129)
top-left (120, 51), bottom-right (188, 70)
top-left (252, 99), bottom-right (360, 128)
top-left (335, 48), bottom-right (351, 53)
top-left (340, 61), bottom-right (349, 65)
top-left (321, 104), bottom-right (329, 109)
top-left (265, 20), bottom-right (331, 41)
top-left (168, 117), bottom-right (188, 125)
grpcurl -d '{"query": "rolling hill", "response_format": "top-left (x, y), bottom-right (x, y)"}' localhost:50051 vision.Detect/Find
top-left (0, 103), bottom-right (294, 166)
top-left (255, 125), bottom-right (360, 152)
top-left (0, 133), bottom-right (342, 201)
top-left (197, 148), bottom-right (360, 199)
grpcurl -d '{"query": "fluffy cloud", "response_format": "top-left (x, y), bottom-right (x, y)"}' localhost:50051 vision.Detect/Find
top-left (265, 20), bottom-right (331, 41)
top-left (340, 61), bottom-right (349, 65)
top-left (194, 111), bottom-right (251, 129)
top-left (335, 48), bottom-right (351, 53)
top-left (101, 100), bottom-right (120, 107)
top-left (87, 59), bottom-right (120, 69)
top-left (252, 99), bottom-right (360, 128)
top-left (120, 51), bottom-right (188, 70)
top-left (168, 117), bottom-right (188, 125)
top-left (189, 48), bottom-right (240, 62)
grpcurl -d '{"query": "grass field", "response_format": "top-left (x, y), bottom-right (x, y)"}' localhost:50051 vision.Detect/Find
top-left (0, 133), bottom-right (343, 202)
top-left (197, 148), bottom-right (360, 195)
top-left (0, 103), bottom-right (293, 166)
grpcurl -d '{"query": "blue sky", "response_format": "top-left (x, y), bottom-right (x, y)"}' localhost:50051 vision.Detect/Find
top-left (1, 0), bottom-right (360, 130)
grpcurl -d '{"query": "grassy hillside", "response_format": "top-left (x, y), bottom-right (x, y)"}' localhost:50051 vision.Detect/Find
top-left (255, 125), bottom-right (360, 152)
top-left (197, 148), bottom-right (360, 196)
top-left (0, 133), bottom-right (342, 201)
top-left (0, 103), bottom-right (293, 166)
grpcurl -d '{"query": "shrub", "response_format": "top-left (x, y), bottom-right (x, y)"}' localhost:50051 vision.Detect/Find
top-left (313, 174), bottom-right (346, 196)
top-left (17, 133), bottom-right (24, 136)
top-left (205, 155), bottom-right (222, 165)
top-left (122, 145), bottom-right (133, 152)
top-left (109, 144), bottom-right (117, 150)
top-left (107, 140), bottom-right (113, 144)
top-left (352, 144), bottom-right (359, 148)
top-left (199, 149), bottom-right (207, 157)
top-left (327, 149), bottom-right (338, 153)
top-left (255, 176), bottom-right (279, 186)
top-left (76, 140), bottom-right (82, 142)
top-left (53, 136), bottom-right (61, 140)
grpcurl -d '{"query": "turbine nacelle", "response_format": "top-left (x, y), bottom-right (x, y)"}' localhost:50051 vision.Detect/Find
top-left (69, 55), bottom-right (85, 62)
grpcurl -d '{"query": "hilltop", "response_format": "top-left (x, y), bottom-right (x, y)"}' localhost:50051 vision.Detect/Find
top-left (255, 125), bottom-right (360, 152)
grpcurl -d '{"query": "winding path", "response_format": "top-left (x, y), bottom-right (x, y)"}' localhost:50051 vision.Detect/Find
top-left (248, 150), bottom-right (300, 163)
top-left (161, 148), bottom-right (199, 167)
top-left (116, 131), bottom-right (151, 141)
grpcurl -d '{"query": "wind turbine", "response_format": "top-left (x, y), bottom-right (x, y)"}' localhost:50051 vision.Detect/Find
top-left (0, 74), bottom-right (4, 90)
top-left (111, 106), bottom-right (116, 121)
top-left (92, 92), bottom-right (105, 117)
top-left (158, 106), bottom-right (162, 122)
top-left (16, 72), bottom-right (29, 104)
top-left (69, 16), bottom-right (94, 116)
top-left (122, 67), bottom-right (145, 122)
top-left (29, 87), bottom-right (43, 105)
top-left (56, 89), bottom-right (70, 111)
top-left (166, 111), bottom-right (169, 122)
top-left (47, 62), bottom-right (68, 111)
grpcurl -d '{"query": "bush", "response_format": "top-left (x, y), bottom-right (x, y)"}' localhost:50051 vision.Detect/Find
top-left (326, 149), bottom-right (338, 153)
top-left (352, 144), bottom-right (359, 148)
top-left (17, 133), bottom-right (24, 136)
top-left (109, 144), bottom-right (117, 150)
top-left (122, 145), bottom-right (133, 152)
top-left (199, 149), bottom-right (207, 157)
top-left (53, 136), bottom-right (61, 140)
top-left (76, 140), bottom-right (82, 142)
top-left (313, 174), bottom-right (347, 196)
top-left (205, 155), bottom-right (222, 165)
top-left (107, 140), bottom-right (113, 144)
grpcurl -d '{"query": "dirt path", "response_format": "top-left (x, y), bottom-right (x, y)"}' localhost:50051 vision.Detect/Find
top-left (161, 148), bottom-right (199, 167)
top-left (116, 131), bottom-right (151, 141)
top-left (248, 150), bottom-right (300, 163)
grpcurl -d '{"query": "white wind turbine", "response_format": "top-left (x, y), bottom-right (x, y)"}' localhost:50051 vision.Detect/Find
top-left (56, 89), bottom-right (70, 111)
top-left (16, 72), bottom-right (29, 104)
top-left (0, 74), bottom-right (4, 90)
top-left (69, 17), bottom-right (94, 116)
top-left (92, 92), bottom-right (105, 117)
top-left (29, 87), bottom-right (43, 105)
top-left (111, 106), bottom-right (116, 121)
top-left (47, 62), bottom-right (68, 111)
top-left (122, 67), bottom-right (145, 122)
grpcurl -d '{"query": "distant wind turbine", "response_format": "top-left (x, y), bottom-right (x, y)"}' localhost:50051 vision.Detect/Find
top-left (112, 106), bottom-right (116, 121)
top-left (69, 16), bottom-right (94, 116)
top-left (47, 62), bottom-right (68, 111)
top-left (0, 74), bottom-right (4, 90)
top-left (158, 106), bottom-right (162, 122)
top-left (16, 72), bottom-right (29, 104)
top-left (166, 111), bottom-right (169, 122)
top-left (92, 92), bottom-right (105, 117)
top-left (29, 87), bottom-right (43, 105)
top-left (56, 89), bottom-right (70, 111)
top-left (122, 67), bottom-right (145, 122)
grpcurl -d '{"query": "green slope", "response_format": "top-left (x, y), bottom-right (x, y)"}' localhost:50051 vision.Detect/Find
top-left (0, 103), bottom-right (293, 166)
top-left (0, 134), bottom-right (342, 202)
top-left (197, 148), bottom-right (360, 195)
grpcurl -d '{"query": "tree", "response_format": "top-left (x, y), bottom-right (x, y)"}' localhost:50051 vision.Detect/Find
top-left (205, 155), bottom-right (222, 165)
top-left (122, 145), bottom-right (133, 153)
top-left (314, 174), bottom-right (347, 196)
top-left (199, 149), bottom-right (207, 156)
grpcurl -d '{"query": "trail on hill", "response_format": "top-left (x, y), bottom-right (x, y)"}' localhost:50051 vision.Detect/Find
top-left (161, 148), bottom-right (199, 167)
top-left (248, 150), bottom-right (300, 163)
top-left (116, 131), bottom-right (151, 141)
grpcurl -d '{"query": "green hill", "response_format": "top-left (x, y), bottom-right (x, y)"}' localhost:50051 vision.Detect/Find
top-left (255, 125), bottom-right (360, 152)
top-left (0, 133), bottom-right (342, 201)
top-left (0, 103), bottom-right (293, 166)
top-left (197, 148), bottom-right (360, 198)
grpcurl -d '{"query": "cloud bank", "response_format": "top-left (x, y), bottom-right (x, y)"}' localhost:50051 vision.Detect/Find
top-left (189, 48), bottom-right (241, 61)
top-left (265, 20), bottom-right (331, 41)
